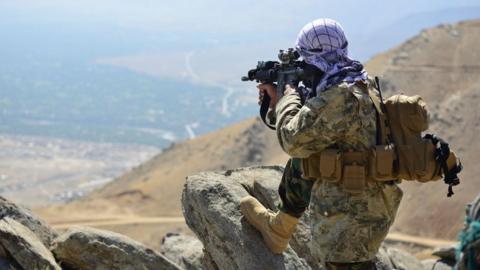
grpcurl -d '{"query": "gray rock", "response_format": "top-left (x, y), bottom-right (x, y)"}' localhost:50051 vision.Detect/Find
top-left (422, 259), bottom-right (452, 270)
top-left (0, 196), bottom-right (58, 247)
top-left (202, 251), bottom-right (218, 270)
top-left (249, 172), bottom-right (281, 209)
top-left (0, 217), bottom-right (61, 270)
top-left (182, 166), bottom-right (311, 270)
top-left (374, 245), bottom-right (395, 270)
top-left (432, 245), bottom-right (456, 262)
top-left (161, 233), bottom-right (204, 270)
top-left (387, 247), bottom-right (424, 270)
top-left (52, 226), bottom-right (182, 270)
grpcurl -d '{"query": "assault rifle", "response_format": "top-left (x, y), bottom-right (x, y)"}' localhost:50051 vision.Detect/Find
top-left (241, 48), bottom-right (319, 130)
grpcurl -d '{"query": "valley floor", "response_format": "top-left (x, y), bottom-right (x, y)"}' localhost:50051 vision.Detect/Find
top-left (0, 134), bottom-right (159, 207)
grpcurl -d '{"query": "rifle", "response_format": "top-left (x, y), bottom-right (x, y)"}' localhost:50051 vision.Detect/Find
top-left (241, 48), bottom-right (318, 130)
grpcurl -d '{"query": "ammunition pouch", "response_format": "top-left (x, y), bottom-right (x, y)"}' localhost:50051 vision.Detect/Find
top-left (319, 150), bottom-right (342, 182)
top-left (301, 149), bottom-right (370, 194)
top-left (369, 145), bottom-right (395, 181)
top-left (396, 138), bottom-right (442, 182)
top-left (300, 140), bottom-right (460, 194)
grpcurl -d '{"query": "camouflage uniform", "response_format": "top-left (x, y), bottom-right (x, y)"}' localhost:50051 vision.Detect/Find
top-left (275, 81), bottom-right (404, 263)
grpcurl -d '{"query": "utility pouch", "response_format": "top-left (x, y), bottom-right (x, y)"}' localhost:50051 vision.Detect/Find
top-left (396, 144), bottom-right (415, 180)
top-left (416, 138), bottom-right (442, 182)
top-left (396, 139), bottom-right (442, 182)
top-left (301, 154), bottom-right (321, 180)
top-left (319, 149), bottom-right (342, 182)
top-left (343, 163), bottom-right (366, 194)
top-left (370, 145), bottom-right (395, 181)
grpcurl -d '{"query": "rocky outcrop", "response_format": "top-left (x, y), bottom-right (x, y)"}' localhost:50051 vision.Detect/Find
top-left (0, 196), bottom-right (57, 247)
top-left (0, 217), bottom-right (61, 270)
top-left (0, 167), bottom-right (462, 270)
top-left (181, 166), bottom-right (458, 270)
top-left (160, 233), bottom-right (204, 270)
top-left (182, 166), bottom-right (312, 270)
top-left (0, 196), bottom-right (183, 270)
top-left (52, 226), bottom-right (181, 270)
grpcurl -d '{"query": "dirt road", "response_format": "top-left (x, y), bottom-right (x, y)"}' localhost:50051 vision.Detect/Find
top-left (51, 216), bottom-right (185, 229)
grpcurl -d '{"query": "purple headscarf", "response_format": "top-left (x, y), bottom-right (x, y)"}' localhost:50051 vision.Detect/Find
top-left (295, 18), bottom-right (368, 94)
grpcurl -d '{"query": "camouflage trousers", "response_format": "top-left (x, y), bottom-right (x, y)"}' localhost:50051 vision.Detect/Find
top-left (278, 158), bottom-right (403, 263)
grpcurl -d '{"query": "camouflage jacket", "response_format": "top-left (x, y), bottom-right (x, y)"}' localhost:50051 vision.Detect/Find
top-left (274, 80), bottom-right (378, 158)
top-left (273, 80), bottom-right (404, 262)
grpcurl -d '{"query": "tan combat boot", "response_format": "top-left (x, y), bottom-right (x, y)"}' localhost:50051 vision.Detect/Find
top-left (239, 196), bottom-right (299, 254)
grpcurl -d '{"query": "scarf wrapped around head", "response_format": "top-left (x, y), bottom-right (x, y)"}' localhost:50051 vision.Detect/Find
top-left (295, 18), bottom-right (368, 94)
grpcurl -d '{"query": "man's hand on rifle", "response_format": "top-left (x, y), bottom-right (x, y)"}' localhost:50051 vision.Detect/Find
top-left (257, 83), bottom-right (297, 109)
top-left (257, 83), bottom-right (277, 109)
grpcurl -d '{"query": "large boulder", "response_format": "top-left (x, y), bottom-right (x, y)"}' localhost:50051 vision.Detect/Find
top-left (182, 166), bottom-right (312, 270)
top-left (0, 196), bottom-right (57, 247)
top-left (0, 217), bottom-right (61, 270)
top-left (160, 233), bottom-right (204, 270)
top-left (52, 226), bottom-right (182, 270)
top-left (181, 166), bottom-right (427, 270)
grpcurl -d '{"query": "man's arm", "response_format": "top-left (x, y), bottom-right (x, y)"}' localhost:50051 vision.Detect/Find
top-left (275, 87), bottom-right (349, 158)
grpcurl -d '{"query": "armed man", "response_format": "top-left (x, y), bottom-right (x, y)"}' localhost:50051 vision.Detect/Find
top-left (239, 18), bottom-right (461, 270)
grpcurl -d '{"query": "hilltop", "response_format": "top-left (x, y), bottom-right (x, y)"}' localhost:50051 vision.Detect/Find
top-left (36, 19), bottom-right (480, 249)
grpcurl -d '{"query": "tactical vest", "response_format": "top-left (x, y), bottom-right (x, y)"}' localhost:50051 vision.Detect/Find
top-left (301, 78), bottom-right (462, 195)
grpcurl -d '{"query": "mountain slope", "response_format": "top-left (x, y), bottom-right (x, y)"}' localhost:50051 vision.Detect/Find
top-left (88, 117), bottom-right (286, 216)
top-left (35, 118), bottom-right (286, 248)
top-left (36, 19), bottom-right (480, 246)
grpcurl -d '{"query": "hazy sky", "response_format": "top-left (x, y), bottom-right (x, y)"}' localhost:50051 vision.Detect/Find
top-left (1, 1), bottom-right (479, 92)
top-left (2, 1), bottom-right (479, 31)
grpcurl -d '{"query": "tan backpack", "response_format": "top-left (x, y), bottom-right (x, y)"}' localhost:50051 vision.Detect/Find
top-left (369, 78), bottom-right (462, 196)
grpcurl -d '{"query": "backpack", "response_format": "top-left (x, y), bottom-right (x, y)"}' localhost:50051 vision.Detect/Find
top-left (456, 194), bottom-right (480, 270)
top-left (368, 77), bottom-right (462, 196)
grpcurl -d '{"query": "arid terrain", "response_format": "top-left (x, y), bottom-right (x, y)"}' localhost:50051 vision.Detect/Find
top-left (35, 19), bottom-right (480, 251)
top-left (0, 134), bottom-right (158, 207)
